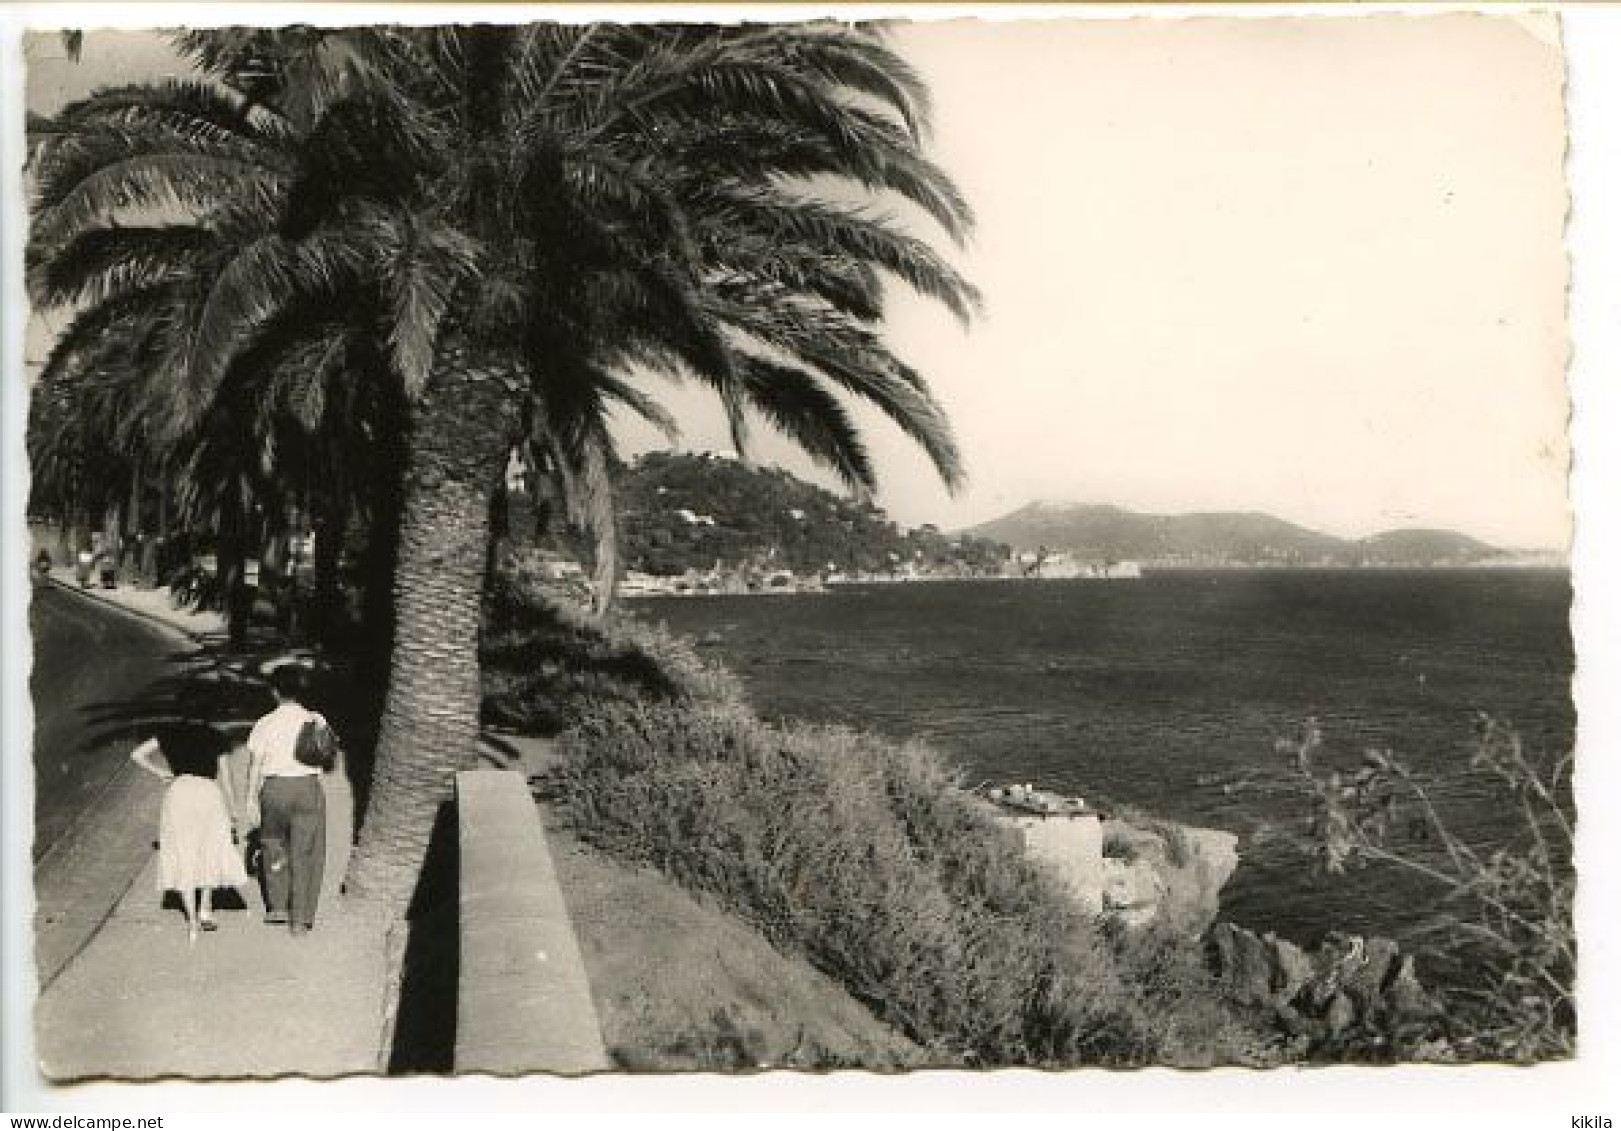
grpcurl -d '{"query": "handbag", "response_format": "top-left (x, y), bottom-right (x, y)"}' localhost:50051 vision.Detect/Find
top-left (293, 714), bottom-right (339, 771)
top-left (243, 828), bottom-right (263, 877)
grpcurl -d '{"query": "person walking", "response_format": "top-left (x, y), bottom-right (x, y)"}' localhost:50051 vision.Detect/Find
top-left (129, 721), bottom-right (249, 943)
top-left (245, 664), bottom-right (338, 936)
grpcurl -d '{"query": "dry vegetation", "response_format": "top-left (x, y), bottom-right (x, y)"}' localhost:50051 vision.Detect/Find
top-left (490, 573), bottom-right (1272, 1068)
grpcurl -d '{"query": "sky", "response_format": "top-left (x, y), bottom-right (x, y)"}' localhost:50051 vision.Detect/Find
top-left (22, 14), bottom-right (1574, 549)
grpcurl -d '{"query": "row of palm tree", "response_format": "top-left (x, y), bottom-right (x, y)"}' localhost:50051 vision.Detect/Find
top-left (27, 22), bottom-right (979, 913)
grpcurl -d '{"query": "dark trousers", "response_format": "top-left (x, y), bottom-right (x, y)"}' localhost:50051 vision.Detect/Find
top-left (260, 775), bottom-right (326, 927)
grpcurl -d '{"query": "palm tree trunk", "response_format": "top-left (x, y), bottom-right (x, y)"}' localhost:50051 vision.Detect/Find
top-left (157, 468), bottom-right (170, 540)
top-left (218, 514), bottom-right (249, 648)
top-left (260, 527), bottom-right (287, 639)
top-left (140, 530), bottom-right (159, 586)
top-left (154, 468), bottom-right (170, 581)
top-left (311, 488), bottom-right (345, 643)
top-left (345, 350), bottom-right (520, 912)
top-left (103, 501), bottom-right (121, 581)
top-left (55, 504), bottom-right (73, 564)
top-left (131, 457), bottom-right (155, 587)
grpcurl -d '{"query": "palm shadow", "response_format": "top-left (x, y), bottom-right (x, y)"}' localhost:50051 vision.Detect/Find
top-left (75, 635), bottom-right (379, 836)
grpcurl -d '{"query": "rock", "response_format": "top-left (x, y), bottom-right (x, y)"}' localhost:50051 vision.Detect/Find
top-left (1210, 921), bottom-right (1281, 1007)
top-left (1158, 827), bottom-right (1239, 935)
top-left (1386, 956), bottom-right (1442, 1020)
top-left (1207, 922), bottom-right (1440, 1045)
top-left (1342, 936), bottom-right (1401, 1009)
top-left (1100, 821), bottom-right (1169, 868)
top-left (1101, 858), bottom-right (1166, 928)
top-left (1324, 992), bottom-right (1357, 1037)
top-left (983, 792), bottom-right (1238, 936)
top-left (1271, 934), bottom-right (1314, 1004)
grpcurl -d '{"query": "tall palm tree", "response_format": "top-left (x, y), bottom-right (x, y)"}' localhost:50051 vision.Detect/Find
top-left (29, 22), bottom-right (979, 913)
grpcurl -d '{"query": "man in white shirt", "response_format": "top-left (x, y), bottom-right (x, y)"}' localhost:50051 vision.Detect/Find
top-left (245, 664), bottom-right (330, 935)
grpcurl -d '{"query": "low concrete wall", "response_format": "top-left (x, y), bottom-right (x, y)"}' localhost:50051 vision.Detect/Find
top-left (984, 798), bottom-right (1239, 934)
top-left (454, 770), bottom-right (611, 1075)
top-left (1000, 811), bottom-right (1106, 915)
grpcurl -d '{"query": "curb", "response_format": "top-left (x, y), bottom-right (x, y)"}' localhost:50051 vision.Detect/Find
top-left (32, 581), bottom-right (219, 993)
top-left (41, 576), bottom-right (221, 648)
top-left (36, 817), bottom-right (155, 995)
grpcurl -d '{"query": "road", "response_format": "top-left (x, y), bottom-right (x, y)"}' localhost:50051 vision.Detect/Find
top-left (29, 582), bottom-right (192, 861)
top-left (28, 582), bottom-right (205, 987)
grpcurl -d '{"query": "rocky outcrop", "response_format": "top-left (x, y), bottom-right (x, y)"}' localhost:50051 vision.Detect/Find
top-left (1208, 922), bottom-right (1442, 1045)
top-left (984, 797), bottom-right (1239, 935)
top-left (1100, 820), bottom-right (1238, 935)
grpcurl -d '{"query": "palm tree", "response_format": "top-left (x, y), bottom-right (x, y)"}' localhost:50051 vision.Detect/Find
top-left (29, 22), bottom-right (979, 913)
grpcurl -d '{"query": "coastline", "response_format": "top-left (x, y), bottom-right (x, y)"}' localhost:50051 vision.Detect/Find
top-left (618, 560), bottom-right (1572, 599)
top-left (622, 568), bottom-right (1574, 948)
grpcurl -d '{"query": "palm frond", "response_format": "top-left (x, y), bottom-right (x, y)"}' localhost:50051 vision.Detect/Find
top-left (176, 229), bottom-right (371, 436)
top-left (606, 49), bottom-right (901, 182)
top-left (653, 108), bottom-right (972, 243)
top-left (32, 144), bottom-right (287, 253)
top-left (35, 285), bottom-right (177, 392)
top-left (730, 22), bottom-right (934, 140)
top-left (590, 369), bottom-right (682, 442)
top-left (531, 393), bottom-right (622, 617)
top-left (696, 185), bottom-right (981, 325)
top-left (733, 354), bottom-right (877, 493)
top-left (53, 79), bottom-right (297, 149)
top-left (27, 224), bottom-right (220, 309)
top-left (704, 241), bottom-right (883, 322)
top-left (387, 221), bottom-right (482, 400)
top-left (558, 145), bottom-right (699, 270)
top-left (178, 27), bottom-right (407, 130)
top-left (505, 24), bottom-right (603, 124)
top-left (711, 292), bottom-right (965, 492)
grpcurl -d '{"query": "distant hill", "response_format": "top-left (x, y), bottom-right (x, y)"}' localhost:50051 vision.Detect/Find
top-left (1353, 528), bottom-right (1497, 565)
top-left (609, 452), bottom-right (1009, 577)
top-left (965, 502), bottom-right (1501, 567)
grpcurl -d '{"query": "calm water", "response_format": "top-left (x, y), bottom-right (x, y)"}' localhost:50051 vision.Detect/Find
top-left (633, 569), bottom-right (1574, 945)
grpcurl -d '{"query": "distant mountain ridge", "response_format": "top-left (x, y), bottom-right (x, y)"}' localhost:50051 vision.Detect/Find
top-left (964, 502), bottom-right (1501, 566)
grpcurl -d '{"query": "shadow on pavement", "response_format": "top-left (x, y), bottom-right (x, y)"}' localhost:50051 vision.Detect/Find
top-left (71, 633), bottom-right (382, 840)
top-left (386, 797), bottom-right (460, 1074)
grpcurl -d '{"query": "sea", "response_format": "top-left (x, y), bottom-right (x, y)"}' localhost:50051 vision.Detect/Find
top-left (631, 568), bottom-right (1575, 948)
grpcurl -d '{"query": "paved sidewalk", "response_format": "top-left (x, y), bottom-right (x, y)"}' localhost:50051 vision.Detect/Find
top-left (34, 757), bottom-right (391, 1079)
top-left (43, 567), bottom-right (227, 640)
top-left (31, 578), bottom-right (394, 1080)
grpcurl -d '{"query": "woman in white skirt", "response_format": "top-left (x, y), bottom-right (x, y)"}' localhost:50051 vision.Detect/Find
top-left (130, 721), bottom-right (249, 942)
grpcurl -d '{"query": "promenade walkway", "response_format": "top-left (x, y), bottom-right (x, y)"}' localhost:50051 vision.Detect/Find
top-left (30, 575), bottom-right (393, 1080)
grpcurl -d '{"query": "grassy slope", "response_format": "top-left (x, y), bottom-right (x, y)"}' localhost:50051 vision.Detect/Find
top-left (545, 812), bottom-right (923, 1071)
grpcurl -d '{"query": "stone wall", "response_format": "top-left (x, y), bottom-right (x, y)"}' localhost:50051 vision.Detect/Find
top-left (455, 770), bottom-right (611, 1075)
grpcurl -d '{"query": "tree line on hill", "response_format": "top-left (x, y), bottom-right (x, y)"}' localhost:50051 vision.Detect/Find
top-left (533, 451), bottom-right (1010, 580)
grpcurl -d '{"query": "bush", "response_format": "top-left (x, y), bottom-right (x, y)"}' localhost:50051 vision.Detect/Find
top-left (1276, 715), bottom-right (1575, 1062)
top-left (1102, 805), bottom-right (1195, 868)
top-left (543, 698), bottom-right (1273, 1068)
top-left (480, 566), bottom-right (745, 734)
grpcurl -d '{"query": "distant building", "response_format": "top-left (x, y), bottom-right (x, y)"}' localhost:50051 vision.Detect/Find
top-left (1014, 550), bottom-right (1143, 580)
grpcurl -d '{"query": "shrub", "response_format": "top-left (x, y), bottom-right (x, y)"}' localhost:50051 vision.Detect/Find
top-left (480, 566), bottom-right (745, 734)
top-left (543, 697), bottom-right (1273, 1068)
top-left (1275, 715), bottom-right (1574, 1062)
top-left (1102, 804), bottom-right (1195, 868)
